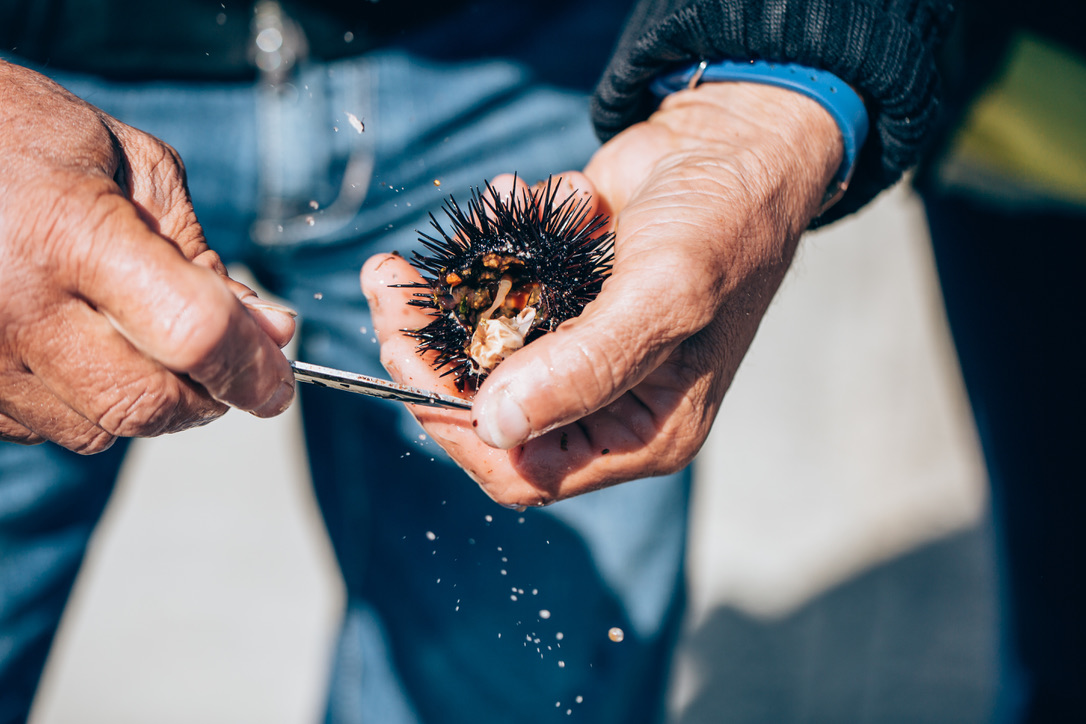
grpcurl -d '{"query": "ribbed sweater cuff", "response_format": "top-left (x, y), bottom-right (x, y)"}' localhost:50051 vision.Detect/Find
top-left (591, 0), bottom-right (955, 224)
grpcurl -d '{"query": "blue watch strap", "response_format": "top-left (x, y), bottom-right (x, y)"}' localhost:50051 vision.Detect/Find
top-left (652, 59), bottom-right (868, 212)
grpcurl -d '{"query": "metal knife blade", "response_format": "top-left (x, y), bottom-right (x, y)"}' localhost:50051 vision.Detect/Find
top-left (290, 360), bottom-right (472, 410)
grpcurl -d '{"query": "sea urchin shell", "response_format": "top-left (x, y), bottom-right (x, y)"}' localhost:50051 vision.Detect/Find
top-left (404, 177), bottom-right (614, 390)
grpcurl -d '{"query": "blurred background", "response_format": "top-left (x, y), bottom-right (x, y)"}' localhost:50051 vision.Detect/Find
top-left (27, 183), bottom-right (996, 723)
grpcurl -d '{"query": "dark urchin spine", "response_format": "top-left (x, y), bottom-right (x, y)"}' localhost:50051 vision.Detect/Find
top-left (404, 176), bottom-right (614, 390)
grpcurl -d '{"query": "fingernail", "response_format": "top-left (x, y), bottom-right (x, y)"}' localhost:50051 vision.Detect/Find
top-left (475, 387), bottom-right (532, 449)
top-left (251, 380), bottom-right (295, 418)
top-left (241, 296), bottom-right (299, 318)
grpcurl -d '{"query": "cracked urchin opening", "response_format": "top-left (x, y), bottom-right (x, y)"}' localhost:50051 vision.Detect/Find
top-left (401, 176), bottom-right (614, 391)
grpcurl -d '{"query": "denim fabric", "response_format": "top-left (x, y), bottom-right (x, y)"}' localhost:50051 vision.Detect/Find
top-left (0, 44), bottom-right (690, 724)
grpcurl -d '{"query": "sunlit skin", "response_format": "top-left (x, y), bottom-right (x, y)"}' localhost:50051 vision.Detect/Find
top-left (0, 56), bottom-right (840, 491)
top-left (0, 60), bottom-right (296, 452)
top-left (364, 82), bottom-right (843, 507)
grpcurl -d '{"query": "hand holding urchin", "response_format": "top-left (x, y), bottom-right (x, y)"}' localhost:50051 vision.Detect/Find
top-left (404, 177), bottom-right (614, 391)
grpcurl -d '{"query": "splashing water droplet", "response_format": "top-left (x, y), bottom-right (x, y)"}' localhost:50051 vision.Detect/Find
top-left (345, 111), bottom-right (365, 134)
top-left (608, 627), bottom-right (624, 643)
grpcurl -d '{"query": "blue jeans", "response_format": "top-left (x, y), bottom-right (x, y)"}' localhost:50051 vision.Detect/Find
top-left (0, 39), bottom-right (690, 724)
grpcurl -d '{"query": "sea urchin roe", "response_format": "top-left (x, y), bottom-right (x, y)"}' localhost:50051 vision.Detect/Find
top-left (467, 307), bottom-right (537, 372)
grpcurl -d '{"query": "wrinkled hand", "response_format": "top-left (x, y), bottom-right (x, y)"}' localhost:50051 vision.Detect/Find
top-left (364, 82), bottom-right (842, 506)
top-left (0, 60), bottom-right (296, 452)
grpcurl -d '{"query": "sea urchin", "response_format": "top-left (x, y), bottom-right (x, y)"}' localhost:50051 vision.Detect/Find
top-left (404, 177), bottom-right (614, 391)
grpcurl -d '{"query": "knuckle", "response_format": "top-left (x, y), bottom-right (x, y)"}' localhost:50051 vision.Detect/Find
top-left (72, 428), bottom-right (118, 455)
top-left (96, 374), bottom-right (182, 437)
top-left (192, 248), bottom-right (224, 272)
top-left (51, 413), bottom-right (118, 454)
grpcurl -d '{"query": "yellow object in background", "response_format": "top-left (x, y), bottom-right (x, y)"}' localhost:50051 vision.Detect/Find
top-left (943, 32), bottom-right (1086, 208)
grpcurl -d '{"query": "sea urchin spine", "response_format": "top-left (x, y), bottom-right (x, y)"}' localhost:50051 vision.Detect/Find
top-left (403, 176), bottom-right (614, 391)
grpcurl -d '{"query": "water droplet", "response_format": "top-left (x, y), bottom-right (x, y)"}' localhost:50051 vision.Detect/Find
top-left (255, 27), bottom-right (283, 52)
top-left (433, 179), bottom-right (442, 187)
top-left (558, 661), bottom-right (565, 668)
top-left (345, 111), bottom-right (365, 134)
top-left (344, 31), bottom-right (354, 43)
top-left (608, 627), bottom-right (624, 643)
top-left (510, 594), bottom-right (517, 601)
top-left (305, 216), bottom-right (315, 226)
top-left (500, 570), bottom-right (507, 576)
top-left (485, 515), bottom-right (493, 523)
top-left (556, 632), bottom-right (564, 640)
top-left (313, 292), bottom-right (323, 300)
top-left (538, 609), bottom-right (551, 619)
top-left (308, 200), bottom-right (319, 210)
top-left (576, 696), bottom-right (583, 704)
top-left (426, 531), bottom-right (436, 541)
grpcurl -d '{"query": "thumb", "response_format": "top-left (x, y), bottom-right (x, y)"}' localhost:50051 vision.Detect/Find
top-left (468, 259), bottom-right (688, 448)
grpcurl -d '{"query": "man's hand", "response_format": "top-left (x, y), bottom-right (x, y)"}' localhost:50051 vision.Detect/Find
top-left (364, 82), bottom-right (843, 506)
top-left (0, 60), bottom-right (296, 452)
